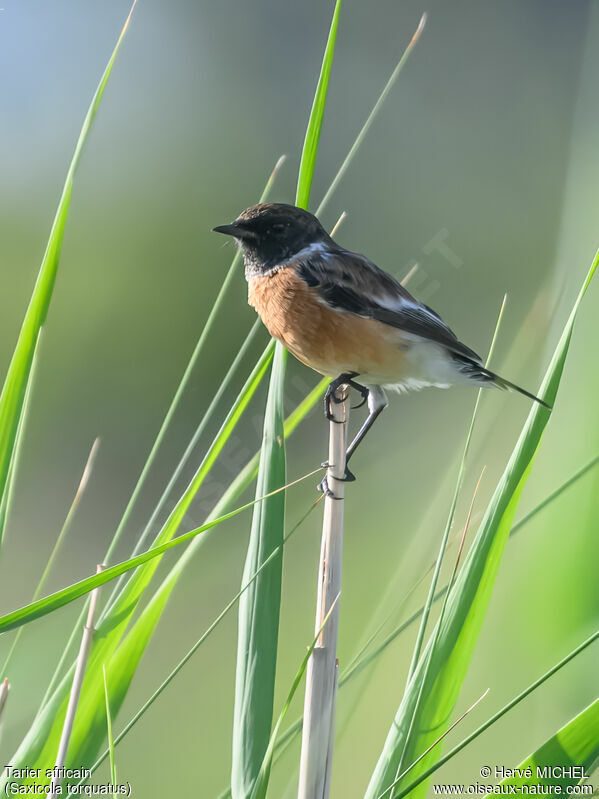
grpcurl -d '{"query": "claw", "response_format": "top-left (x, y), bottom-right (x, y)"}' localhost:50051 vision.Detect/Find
top-left (317, 464), bottom-right (355, 499)
top-left (351, 395), bottom-right (368, 410)
top-left (319, 373), bottom-right (376, 496)
top-left (317, 475), bottom-right (343, 500)
top-left (323, 390), bottom-right (345, 423)
top-left (323, 373), bottom-right (357, 421)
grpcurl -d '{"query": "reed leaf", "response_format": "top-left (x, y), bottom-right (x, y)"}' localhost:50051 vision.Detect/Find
top-left (0, 471), bottom-right (314, 791)
top-left (102, 666), bottom-right (117, 794)
top-left (37, 154), bottom-right (287, 733)
top-left (232, 345), bottom-right (287, 798)
top-left (233, 0), bottom-right (341, 792)
top-left (0, 329), bottom-right (42, 548)
top-left (85, 501), bottom-right (320, 783)
top-left (214, 443), bottom-right (599, 799)
top-left (296, 0), bottom-right (342, 210)
top-left (390, 629), bottom-right (599, 798)
top-left (500, 699), bottom-right (599, 791)
top-left (76, 379), bottom-right (327, 778)
top-left (98, 341), bottom-right (274, 626)
top-left (103, 154), bottom-right (285, 564)
top-left (365, 247), bottom-right (599, 799)
top-left (0, 471), bottom-right (313, 637)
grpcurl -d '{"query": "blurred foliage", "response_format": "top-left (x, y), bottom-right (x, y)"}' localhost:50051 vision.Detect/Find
top-left (0, 1), bottom-right (597, 797)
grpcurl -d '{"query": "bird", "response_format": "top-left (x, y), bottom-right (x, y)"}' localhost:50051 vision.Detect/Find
top-left (213, 202), bottom-right (549, 496)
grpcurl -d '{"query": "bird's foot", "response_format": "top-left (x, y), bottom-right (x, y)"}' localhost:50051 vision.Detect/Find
top-left (318, 463), bottom-right (356, 498)
top-left (324, 373), bottom-right (363, 422)
top-left (351, 384), bottom-right (369, 410)
top-left (317, 474), bottom-right (343, 499)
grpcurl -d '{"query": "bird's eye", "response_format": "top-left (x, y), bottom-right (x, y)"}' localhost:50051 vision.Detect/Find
top-left (271, 223), bottom-right (286, 234)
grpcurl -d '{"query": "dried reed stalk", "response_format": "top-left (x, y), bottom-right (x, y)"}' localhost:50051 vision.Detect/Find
top-left (297, 386), bottom-right (350, 799)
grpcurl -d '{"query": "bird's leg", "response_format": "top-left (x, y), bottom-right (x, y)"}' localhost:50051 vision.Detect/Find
top-left (319, 374), bottom-right (355, 498)
top-left (343, 385), bottom-right (388, 477)
top-left (319, 384), bottom-right (388, 496)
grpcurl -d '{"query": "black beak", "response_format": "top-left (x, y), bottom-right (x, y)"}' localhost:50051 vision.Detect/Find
top-left (212, 223), bottom-right (240, 237)
top-left (213, 222), bottom-right (258, 241)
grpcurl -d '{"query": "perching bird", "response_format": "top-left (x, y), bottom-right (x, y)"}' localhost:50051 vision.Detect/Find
top-left (213, 203), bottom-right (549, 494)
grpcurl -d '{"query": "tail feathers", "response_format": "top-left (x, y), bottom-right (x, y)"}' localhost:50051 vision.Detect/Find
top-left (452, 354), bottom-right (551, 409)
top-left (489, 370), bottom-right (551, 409)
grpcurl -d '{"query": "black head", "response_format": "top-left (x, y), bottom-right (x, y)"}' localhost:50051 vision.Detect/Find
top-left (213, 203), bottom-right (331, 277)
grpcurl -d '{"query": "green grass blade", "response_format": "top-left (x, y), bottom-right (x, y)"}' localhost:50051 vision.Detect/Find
top-left (407, 296), bottom-right (506, 682)
top-left (0, 472), bottom-right (317, 794)
top-left (295, 0), bottom-right (342, 209)
top-left (39, 157), bottom-right (285, 722)
top-left (389, 629), bottom-right (599, 799)
top-left (102, 317), bottom-right (263, 612)
top-left (84, 500), bottom-right (320, 784)
top-left (57, 465), bottom-right (314, 777)
top-left (250, 596), bottom-right (340, 799)
top-left (0, 3), bottom-right (135, 546)
top-left (102, 666), bottom-right (117, 794)
top-left (0, 468), bottom-right (316, 636)
top-left (510, 452), bottom-right (599, 534)
top-left (224, 447), bottom-right (599, 794)
top-left (103, 155), bottom-right (285, 564)
top-left (500, 699), bottom-right (599, 792)
top-left (3, 0), bottom-right (341, 782)
top-left (98, 341), bottom-right (274, 625)
top-left (214, 442), bottom-right (599, 799)
top-left (1, 439), bottom-right (100, 677)
top-left (232, 346), bottom-right (287, 799)
top-left (342, 449), bottom-right (599, 690)
top-left (233, 0), bottom-right (341, 789)
top-left (0, 328), bottom-right (42, 549)
top-left (390, 301), bottom-right (506, 793)
top-left (211, 440), bottom-right (599, 799)
top-left (77, 381), bottom-right (326, 778)
top-left (365, 248), bottom-right (599, 799)
top-left (56, 0), bottom-right (415, 747)
top-left (42, 377), bottom-right (324, 791)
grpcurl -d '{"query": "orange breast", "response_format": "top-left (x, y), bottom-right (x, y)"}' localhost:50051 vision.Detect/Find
top-left (248, 269), bottom-right (408, 381)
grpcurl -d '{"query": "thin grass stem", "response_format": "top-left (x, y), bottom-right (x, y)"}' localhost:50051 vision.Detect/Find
top-left (316, 13), bottom-right (427, 216)
top-left (391, 467), bottom-right (487, 797)
top-left (82, 498), bottom-right (322, 781)
top-left (102, 156), bottom-right (285, 566)
top-left (102, 665), bottom-right (117, 797)
top-left (214, 444), bottom-right (599, 799)
top-left (407, 295), bottom-right (507, 681)
top-left (0, 328), bottom-right (43, 551)
top-left (388, 629), bottom-right (599, 799)
top-left (377, 689), bottom-right (490, 799)
top-left (48, 565), bottom-right (104, 799)
top-left (0, 679), bottom-right (9, 724)
top-left (101, 318), bottom-right (263, 614)
top-left (388, 298), bottom-right (505, 798)
top-left (1, 439), bottom-right (100, 678)
top-left (0, 468), bottom-right (322, 635)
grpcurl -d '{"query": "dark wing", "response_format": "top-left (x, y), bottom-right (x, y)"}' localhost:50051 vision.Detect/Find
top-left (295, 246), bottom-right (483, 363)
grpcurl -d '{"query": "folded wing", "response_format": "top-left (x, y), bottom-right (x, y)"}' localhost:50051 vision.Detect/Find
top-left (295, 246), bottom-right (483, 364)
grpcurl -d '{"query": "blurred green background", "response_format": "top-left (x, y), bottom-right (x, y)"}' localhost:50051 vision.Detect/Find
top-left (0, 0), bottom-right (597, 796)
